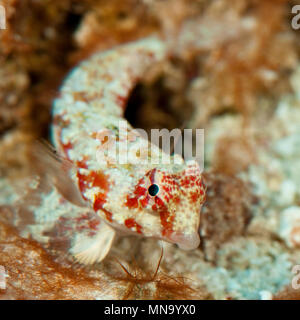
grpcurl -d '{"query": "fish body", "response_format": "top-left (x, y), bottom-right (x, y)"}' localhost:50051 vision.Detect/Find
top-left (26, 36), bottom-right (206, 264)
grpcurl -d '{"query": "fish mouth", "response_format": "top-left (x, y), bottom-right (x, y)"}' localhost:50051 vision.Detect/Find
top-left (169, 232), bottom-right (200, 250)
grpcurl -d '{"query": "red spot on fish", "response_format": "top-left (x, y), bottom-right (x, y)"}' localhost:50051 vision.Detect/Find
top-left (160, 210), bottom-right (174, 237)
top-left (77, 170), bottom-right (109, 198)
top-left (88, 219), bottom-right (100, 230)
top-left (91, 171), bottom-right (109, 190)
top-left (125, 177), bottom-right (147, 209)
top-left (93, 192), bottom-right (113, 222)
top-left (135, 186), bottom-right (147, 197)
top-left (155, 196), bottom-right (164, 207)
top-left (115, 94), bottom-right (127, 109)
top-left (76, 170), bottom-right (112, 222)
top-left (77, 173), bottom-right (88, 200)
top-left (152, 204), bottom-right (157, 211)
top-left (76, 157), bottom-right (89, 169)
top-left (125, 196), bottom-right (138, 209)
top-left (150, 194), bottom-right (174, 237)
top-left (124, 218), bottom-right (142, 234)
top-left (103, 208), bottom-right (113, 222)
top-left (140, 195), bottom-right (150, 208)
top-left (190, 192), bottom-right (199, 203)
top-left (180, 176), bottom-right (192, 188)
top-left (148, 52), bottom-right (154, 58)
top-left (75, 213), bottom-right (89, 223)
top-left (174, 196), bottom-right (181, 204)
top-left (62, 141), bottom-right (73, 156)
top-left (163, 186), bottom-right (171, 193)
top-left (93, 194), bottom-right (106, 211)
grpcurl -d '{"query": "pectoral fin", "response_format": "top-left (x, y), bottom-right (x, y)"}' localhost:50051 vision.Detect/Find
top-left (70, 222), bottom-right (116, 265)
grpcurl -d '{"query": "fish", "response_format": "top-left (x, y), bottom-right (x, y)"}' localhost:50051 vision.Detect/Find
top-left (24, 35), bottom-right (208, 265)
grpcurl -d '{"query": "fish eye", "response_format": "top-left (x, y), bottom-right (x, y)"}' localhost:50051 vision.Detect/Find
top-left (148, 184), bottom-right (159, 197)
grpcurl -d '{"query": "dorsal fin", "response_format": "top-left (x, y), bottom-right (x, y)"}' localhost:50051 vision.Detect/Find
top-left (30, 140), bottom-right (87, 208)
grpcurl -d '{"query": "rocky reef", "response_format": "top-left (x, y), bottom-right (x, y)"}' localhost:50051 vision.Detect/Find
top-left (0, 0), bottom-right (300, 299)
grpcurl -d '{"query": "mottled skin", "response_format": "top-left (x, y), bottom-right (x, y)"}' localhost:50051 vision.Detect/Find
top-left (51, 36), bottom-right (206, 262)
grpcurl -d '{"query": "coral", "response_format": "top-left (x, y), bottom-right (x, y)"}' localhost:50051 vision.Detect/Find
top-left (74, 0), bottom-right (157, 54)
top-left (273, 287), bottom-right (300, 300)
top-left (0, 220), bottom-right (115, 299)
top-left (188, 0), bottom-right (298, 127)
top-left (213, 135), bottom-right (257, 175)
top-left (0, 218), bottom-right (212, 300)
top-left (200, 172), bottom-right (255, 261)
